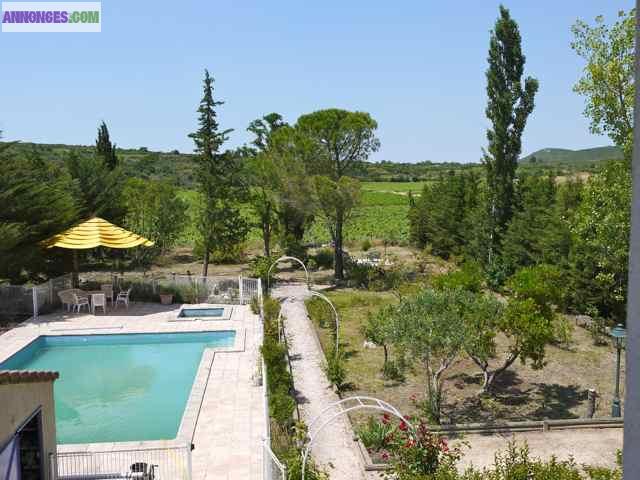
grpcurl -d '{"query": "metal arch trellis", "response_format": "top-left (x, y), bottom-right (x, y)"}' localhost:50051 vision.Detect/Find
top-left (308, 290), bottom-right (340, 355)
top-left (267, 256), bottom-right (310, 290)
top-left (300, 396), bottom-right (414, 480)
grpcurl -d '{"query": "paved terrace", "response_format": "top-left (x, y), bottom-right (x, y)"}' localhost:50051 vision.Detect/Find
top-left (0, 302), bottom-right (266, 480)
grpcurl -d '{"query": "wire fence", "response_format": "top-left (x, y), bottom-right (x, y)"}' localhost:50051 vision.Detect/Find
top-left (50, 444), bottom-right (192, 480)
top-left (0, 273), bottom-right (73, 324)
top-left (0, 274), bottom-right (262, 323)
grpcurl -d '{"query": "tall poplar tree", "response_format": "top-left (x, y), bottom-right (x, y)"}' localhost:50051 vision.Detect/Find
top-left (189, 70), bottom-right (247, 276)
top-left (483, 5), bottom-right (538, 261)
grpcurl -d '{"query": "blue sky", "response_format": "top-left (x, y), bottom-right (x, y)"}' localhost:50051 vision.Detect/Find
top-left (0, 1), bottom-right (633, 163)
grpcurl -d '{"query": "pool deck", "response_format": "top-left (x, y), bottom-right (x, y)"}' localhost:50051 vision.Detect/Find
top-left (0, 302), bottom-right (266, 480)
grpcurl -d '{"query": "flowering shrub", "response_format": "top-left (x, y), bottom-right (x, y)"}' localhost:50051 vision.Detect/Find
top-left (383, 420), bottom-right (460, 479)
top-left (358, 414), bottom-right (396, 453)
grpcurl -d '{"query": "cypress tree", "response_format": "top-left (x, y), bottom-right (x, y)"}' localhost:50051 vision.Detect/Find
top-left (189, 70), bottom-right (247, 276)
top-left (483, 5), bottom-right (538, 260)
top-left (96, 121), bottom-right (118, 170)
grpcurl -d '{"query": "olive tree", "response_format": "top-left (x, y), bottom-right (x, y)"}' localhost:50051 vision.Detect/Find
top-left (464, 265), bottom-right (559, 394)
top-left (391, 289), bottom-right (470, 423)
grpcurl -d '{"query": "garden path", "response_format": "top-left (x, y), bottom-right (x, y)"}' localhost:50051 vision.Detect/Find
top-left (460, 427), bottom-right (622, 470)
top-left (272, 284), bottom-right (369, 480)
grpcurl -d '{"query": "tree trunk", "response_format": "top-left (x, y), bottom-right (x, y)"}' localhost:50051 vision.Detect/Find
top-left (202, 249), bottom-right (209, 277)
top-left (72, 250), bottom-right (79, 288)
top-left (382, 344), bottom-right (388, 364)
top-left (334, 214), bottom-right (344, 280)
top-left (262, 223), bottom-right (271, 258)
top-left (474, 353), bottom-right (519, 394)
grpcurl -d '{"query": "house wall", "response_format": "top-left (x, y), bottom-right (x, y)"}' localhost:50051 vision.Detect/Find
top-left (0, 381), bottom-right (57, 480)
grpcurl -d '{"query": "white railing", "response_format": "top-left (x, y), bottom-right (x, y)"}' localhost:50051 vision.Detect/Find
top-left (263, 440), bottom-right (287, 480)
top-left (240, 276), bottom-right (262, 305)
top-left (50, 445), bottom-right (192, 480)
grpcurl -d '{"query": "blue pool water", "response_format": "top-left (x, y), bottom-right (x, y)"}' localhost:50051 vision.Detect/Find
top-left (178, 307), bottom-right (225, 318)
top-left (0, 332), bottom-right (235, 444)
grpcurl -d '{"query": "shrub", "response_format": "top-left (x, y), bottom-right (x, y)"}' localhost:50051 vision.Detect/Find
top-left (210, 243), bottom-right (246, 264)
top-left (552, 315), bottom-right (575, 349)
top-left (117, 280), bottom-right (157, 302)
top-left (475, 443), bottom-right (583, 480)
top-left (507, 264), bottom-right (564, 306)
top-left (269, 390), bottom-right (296, 426)
top-left (313, 248), bottom-right (334, 269)
top-left (588, 314), bottom-right (610, 346)
top-left (361, 239), bottom-right (372, 251)
top-left (250, 295), bottom-right (260, 315)
top-left (384, 420), bottom-right (461, 479)
top-left (263, 296), bottom-right (281, 323)
top-left (261, 336), bottom-right (295, 426)
top-left (358, 415), bottom-right (395, 451)
top-left (250, 255), bottom-right (276, 285)
top-left (344, 260), bottom-right (382, 289)
top-left (282, 234), bottom-right (308, 261)
top-left (324, 348), bottom-right (348, 392)
top-left (306, 258), bottom-right (318, 271)
top-left (432, 262), bottom-right (483, 292)
top-left (485, 258), bottom-right (510, 289)
top-left (306, 297), bottom-right (333, 328)
top-left (174, 284), bottom-right (198, 303)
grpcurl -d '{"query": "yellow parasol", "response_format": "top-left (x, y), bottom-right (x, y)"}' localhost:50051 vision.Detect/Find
top-left (45, 217), bottom-right (154, 286)
top-left (46, 217), bottom-right (154, 250)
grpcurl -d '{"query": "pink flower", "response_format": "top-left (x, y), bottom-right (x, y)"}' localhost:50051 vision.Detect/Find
top-left (381, 451), bottom-right (389, 461)
top-left (399, 421), bottom-right (408, 431)
top-left (381, 413), bottom-right (391, 424)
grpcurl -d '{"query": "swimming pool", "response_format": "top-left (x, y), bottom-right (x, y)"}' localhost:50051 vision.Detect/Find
top-left (175, 306), bottom-right (233, 321)
top-left (0, 331), bottom-right (235, 444)
top-left (178, 307), bottom-right (224, 318)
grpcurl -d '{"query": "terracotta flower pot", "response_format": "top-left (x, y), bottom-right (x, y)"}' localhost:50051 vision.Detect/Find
top-left (159, 293), bottom-right (174, 305)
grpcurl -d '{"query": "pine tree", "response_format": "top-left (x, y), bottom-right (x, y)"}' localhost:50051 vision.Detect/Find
top-left (500, 175), bottom-right (558, 275)
top-left (1, 138), bottom-right (78, 282)
top-left (189, 70), bottom-right (247, 276)
top-left (96, 121), bottom-right (118, 170)
top-left (483, 5), bottom-right (538, 260)
top-left (408, 171), bottom-right (479, 259)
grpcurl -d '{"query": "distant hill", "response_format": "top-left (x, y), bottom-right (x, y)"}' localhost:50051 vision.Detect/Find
top-left (520, 146), bottom-right (622, 166)
top-left (1, 141), bottom-right (200, 187)
top-left (2, 141), bottom-right (621, 186)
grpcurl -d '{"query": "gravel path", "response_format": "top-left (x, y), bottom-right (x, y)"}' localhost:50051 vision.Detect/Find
top-left (459, 428), bottom-right (622, 470)
top-left (272, 285), bottom-right (367, 480)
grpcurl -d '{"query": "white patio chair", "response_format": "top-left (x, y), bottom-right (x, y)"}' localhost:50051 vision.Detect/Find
top-left (72, 293), bottom-right (90, 313)
top-left (115, 287), bottom-right (132, 309)
top-left (101, 284), bottom-right (114, 306)
top-left (91, 293), bottom-right (106, 314)
top-left (58, 289), bottom-right (75, 311)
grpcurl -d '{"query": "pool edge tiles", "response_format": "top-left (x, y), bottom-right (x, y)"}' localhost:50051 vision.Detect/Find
top-left (0, 330), bottom-right (243, 447)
